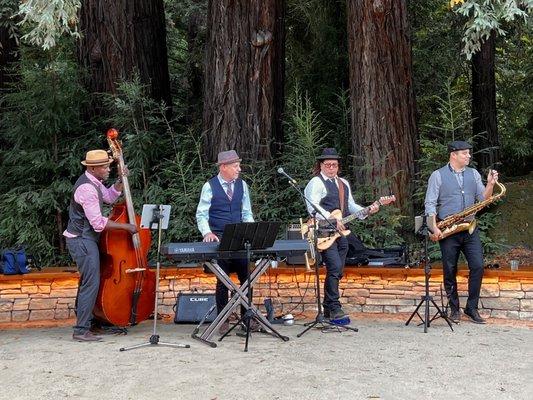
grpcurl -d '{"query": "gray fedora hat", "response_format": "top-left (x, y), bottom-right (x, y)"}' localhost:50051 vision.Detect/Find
top-left (217, 149), bottom-right (241, 165)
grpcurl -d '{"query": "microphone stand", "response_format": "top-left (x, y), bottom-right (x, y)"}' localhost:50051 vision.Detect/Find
top-left (405, 215), bottom-right (453, 333)
top-left (278, 173), bottom-right (358, 336)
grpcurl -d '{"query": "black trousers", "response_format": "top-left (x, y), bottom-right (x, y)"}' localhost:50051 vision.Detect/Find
top-left (215, 258), bottom-right (249, 316)
top-left (439, 228), bottom-right (484, 312)
top-left (321, 236), bottom-right (349, 312)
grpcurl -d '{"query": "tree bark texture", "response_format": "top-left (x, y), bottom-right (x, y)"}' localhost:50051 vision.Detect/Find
top-left (472, 30), bottom-right (499, 171)
top-left (347, 0), bottom-right (418, 214)
top-left (78, 0), bottom-right (171, 113)
top-left (202, 0), bottom-right (285, 162)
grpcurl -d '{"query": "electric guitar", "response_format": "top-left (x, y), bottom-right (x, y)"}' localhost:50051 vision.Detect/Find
top-left (302, 195), bottom-right (396, 251)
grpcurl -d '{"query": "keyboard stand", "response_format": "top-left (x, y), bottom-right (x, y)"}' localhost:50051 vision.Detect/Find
top-left (192, 256), bottom-right (289, 347)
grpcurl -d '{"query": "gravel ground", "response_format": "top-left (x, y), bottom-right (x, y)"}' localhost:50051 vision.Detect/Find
top-left (0, 315), bottom-right (532, 400)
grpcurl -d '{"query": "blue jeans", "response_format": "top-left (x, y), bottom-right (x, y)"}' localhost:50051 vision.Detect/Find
top-left (439, 228), bottom-right (484, 311)
top-left (321, 236), bottom-right (349, 312)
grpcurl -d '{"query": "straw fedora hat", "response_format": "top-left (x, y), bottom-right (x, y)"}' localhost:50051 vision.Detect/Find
top-left (81, 150), bottom-right (113, 166)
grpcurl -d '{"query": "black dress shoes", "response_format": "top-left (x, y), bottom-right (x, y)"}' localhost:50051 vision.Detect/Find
top-left (463, 308), bottom-right (486, 324)
top-left (449, 309), bottom-right (461, 323)
top-left (72, 331), bottom-right (103, 342)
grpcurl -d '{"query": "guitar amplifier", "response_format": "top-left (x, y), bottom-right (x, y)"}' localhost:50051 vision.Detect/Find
top-left (174, 292), bottom-right (218, 323)
top-left (286, 224), bottom-right (306, 265)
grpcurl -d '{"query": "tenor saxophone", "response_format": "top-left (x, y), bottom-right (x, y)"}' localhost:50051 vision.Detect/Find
top-left (436, 181), bottom-right (506, 240)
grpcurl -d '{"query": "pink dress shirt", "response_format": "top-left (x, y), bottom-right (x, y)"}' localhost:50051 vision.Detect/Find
top-left (63, 171), bottom-right (122, 237)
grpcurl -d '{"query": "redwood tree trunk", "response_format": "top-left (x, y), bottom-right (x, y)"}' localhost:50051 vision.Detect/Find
top-left (347, 0), bottom-right (418, 214)
top-left (472, 30), bottom-right (499, 171)
top-left (78, 0), bottom-right (171, 113)
top-left (202, 0), bottom-right (285, 162)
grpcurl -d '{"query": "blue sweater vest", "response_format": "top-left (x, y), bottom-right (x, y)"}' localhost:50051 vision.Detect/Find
top-left (208, 177), bottom-right (244, 236)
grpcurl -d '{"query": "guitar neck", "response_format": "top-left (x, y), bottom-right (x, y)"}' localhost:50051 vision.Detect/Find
top-left (340, 199), bottom-right (382, 225)
top-left (340, 207), bottom-right (370, 225)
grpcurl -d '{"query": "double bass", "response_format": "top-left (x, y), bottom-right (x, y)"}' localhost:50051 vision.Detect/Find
top-left (93, 128), bottom-right (156, 326)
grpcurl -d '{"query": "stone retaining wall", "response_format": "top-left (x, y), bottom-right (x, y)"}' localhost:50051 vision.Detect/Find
top-left (1, 266), bottom-right (532, 324)
top-left (0, 274), bottom-right (78, 323)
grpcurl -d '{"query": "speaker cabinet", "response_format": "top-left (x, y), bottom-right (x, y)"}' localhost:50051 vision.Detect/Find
top-left (286, 224), bottom-right (306, 265)
top-left (174, 292), bottom-right (217, 323)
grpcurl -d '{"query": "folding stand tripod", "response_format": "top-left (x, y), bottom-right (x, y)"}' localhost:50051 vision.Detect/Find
top-left (405, 215), bottom-right (453, 333)
top-left (276, 168), bottom-right (358, 336)
top-left (216, 222), bottom-right (289, 352)
top-left (120, 204), bottom-right (190, 351)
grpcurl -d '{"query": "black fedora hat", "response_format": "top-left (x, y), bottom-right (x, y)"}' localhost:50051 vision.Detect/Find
top-left (317, 148), bottom-right (341, 160)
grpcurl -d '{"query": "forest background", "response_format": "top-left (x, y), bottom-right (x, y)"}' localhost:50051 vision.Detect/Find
top-left (0, 0), bottom-right (531, 265)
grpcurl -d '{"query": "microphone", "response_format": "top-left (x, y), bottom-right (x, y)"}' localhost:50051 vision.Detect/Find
top-left (277, 167), bottom-right (297, 184)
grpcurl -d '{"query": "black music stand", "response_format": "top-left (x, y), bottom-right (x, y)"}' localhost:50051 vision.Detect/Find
top-left (405, 215), bottom-right (453, 333)
top-left (120, 205), bottom-right (190, 351)
top-left (217, 221), bottom-right (289, 352)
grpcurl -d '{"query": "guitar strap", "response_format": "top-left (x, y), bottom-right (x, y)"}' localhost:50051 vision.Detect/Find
top-left (337, 177), bottom-right (345, 215)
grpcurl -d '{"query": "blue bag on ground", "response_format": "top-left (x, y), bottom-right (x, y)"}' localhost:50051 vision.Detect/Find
top-left (1, 248), bottom-right (30, 274)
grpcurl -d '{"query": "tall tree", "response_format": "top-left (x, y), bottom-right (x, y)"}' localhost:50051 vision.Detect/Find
top-left (451, 1), bottom-right (533, 170)
top-left (77, 0), bottom-right (171, 113)
top-left (346, 0), bottom-right (418, 214)
top-left (202, 0), bottom-right (285, 161)
top-left (471, 30), bottom-right (498, 170)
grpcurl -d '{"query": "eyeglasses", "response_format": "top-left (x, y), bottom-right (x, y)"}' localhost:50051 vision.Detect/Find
top-left (322, 162), bottom-right (339, 168)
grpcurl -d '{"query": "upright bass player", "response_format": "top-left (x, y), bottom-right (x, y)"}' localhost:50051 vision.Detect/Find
top-left (64, 149), bottom-right (137, 342)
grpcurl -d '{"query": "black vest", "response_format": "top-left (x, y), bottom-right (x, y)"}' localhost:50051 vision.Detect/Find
top-left (66, 173), bottom-right (104, 242)
top-left (318, 175), bottom-right (350, 218)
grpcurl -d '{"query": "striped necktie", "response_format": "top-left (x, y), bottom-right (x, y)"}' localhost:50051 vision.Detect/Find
top-left (226, 181), bottom-right (233, 200)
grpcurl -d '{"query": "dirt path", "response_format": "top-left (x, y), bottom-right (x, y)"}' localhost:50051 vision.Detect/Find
top-left (1, 316), bottom-right (532, 400)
